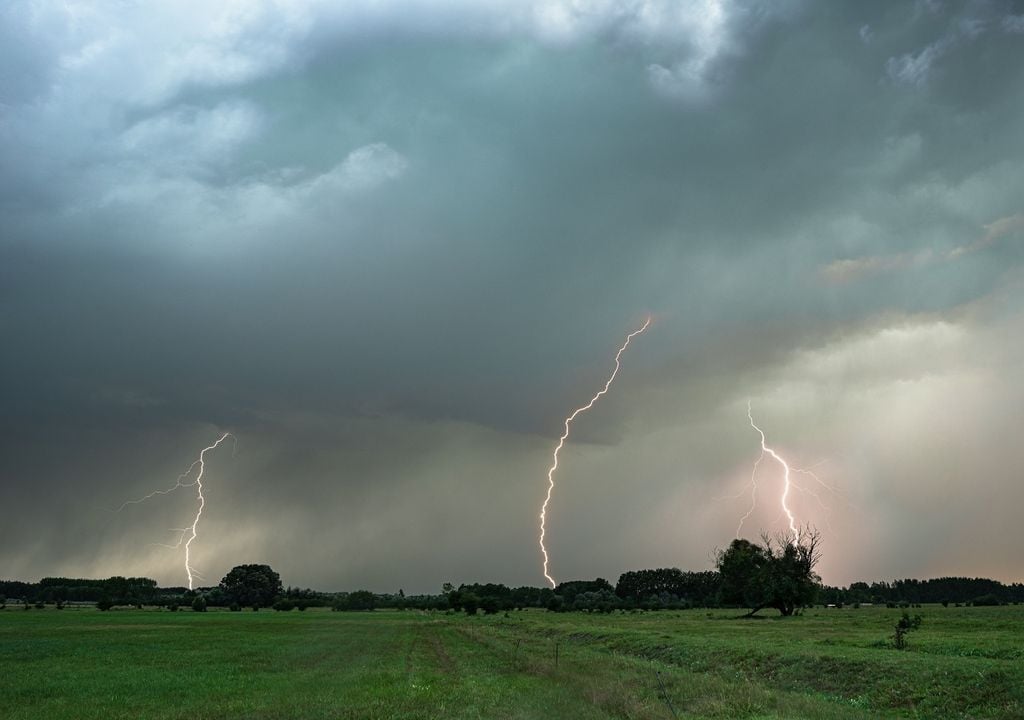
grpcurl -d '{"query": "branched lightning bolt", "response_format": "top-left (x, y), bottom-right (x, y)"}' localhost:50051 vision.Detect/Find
top-left (730, 403), bottom-right (856, 541)
top-left (116, 433), bottom-right (234, 590)
top-left (735, 447), bottom-right (763, 538)
top-left (745, 401), bottom-right (799, 542)
top-left (539, 317), bottom-right (651, 588)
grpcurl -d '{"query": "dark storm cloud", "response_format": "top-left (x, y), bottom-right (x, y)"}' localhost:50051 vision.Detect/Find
top-left (2, 0), bottom-right (1023, 591)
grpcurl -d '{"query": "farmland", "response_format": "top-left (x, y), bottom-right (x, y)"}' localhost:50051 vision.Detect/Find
top-left (1, 605), bottom-right (1022, 719)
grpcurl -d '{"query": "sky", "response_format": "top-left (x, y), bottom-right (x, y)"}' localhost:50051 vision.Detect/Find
top-left (2, 0), bottom-right (1023, 594)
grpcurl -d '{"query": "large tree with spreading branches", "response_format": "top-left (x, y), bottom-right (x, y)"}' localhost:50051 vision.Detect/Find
top-left (716, 528), bottom-right (822, 616)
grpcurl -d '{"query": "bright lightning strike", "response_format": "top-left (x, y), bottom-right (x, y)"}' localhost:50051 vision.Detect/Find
top-left (730, 403), bottom-right (854, 542)
top-left (745, 401), bottom-right (799, 542)
top-left (116, 433), bottom-right (234, 590)
top-left (724, 406), bottom-right (851, 540)
top-left (539, 317), bottom-right (651, 588)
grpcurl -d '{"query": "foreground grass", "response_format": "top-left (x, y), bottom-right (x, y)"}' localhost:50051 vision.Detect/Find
top-left (1, 605), bottom-right (1021, 719)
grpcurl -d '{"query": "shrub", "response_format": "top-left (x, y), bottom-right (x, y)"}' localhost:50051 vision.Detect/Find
top-left (347, 591), bottom-right (378, 611)
top-left (972, 594), bottom-right (1000, 607)
top-left (191, 596), bottom-right (208, 612)
top-left (461, 593), bottom-right (480, 616)
top-left (480, 597), bottom-right (500, 615)
top-left (168, 604), bottom-right (179, 612)
top-left (273, 600), bottom-right (295, 612)
top-left (96, 599), bottom-right (114, 611)
top-left (229, 603), bottom-right (241, 612)
top-left (892, 611), bottom-right (922, 650)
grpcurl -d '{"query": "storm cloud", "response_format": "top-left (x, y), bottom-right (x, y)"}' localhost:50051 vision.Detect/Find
top-left (2, 0), bottom-right (1023, 592)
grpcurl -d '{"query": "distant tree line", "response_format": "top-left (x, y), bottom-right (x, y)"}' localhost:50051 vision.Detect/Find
top-left (820, 577), bottom-right (1024, 607)
top-left (5, 545), bottom-right (1021, 613)
top-left (0, 576), bottom-right (160, 607)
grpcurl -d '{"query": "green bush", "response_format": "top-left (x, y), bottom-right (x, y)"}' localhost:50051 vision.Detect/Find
top-left (461, 593), bottom-right (480, 616)
top-left (480, 597), bottom-right (500, 615)
top-left (344, 591), bottom-right (378, 611)
top-left (892, 611), bottom-right (923, 650)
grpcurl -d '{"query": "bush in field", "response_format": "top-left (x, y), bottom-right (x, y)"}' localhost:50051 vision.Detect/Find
top-left (192, 596), bottom-right (208, 612)
top-left (461, 593), bottom-right (480, 616)
top-left (345, 590), bottom-right (378, 611)
top-left (892, 611), bottom-right (922, 650)
top-left (573, 590), bottom-right (619, 613)
top-left (168, 603), bottom-right (179, 612)
top-left (229, 603), bottom-right (241, 612)
top-left (972, 594), bottom-right (1000, 607)
top-left (273, 600), bottom-right (295, 612)
top-left (96, 598), bottom-right (113, 611)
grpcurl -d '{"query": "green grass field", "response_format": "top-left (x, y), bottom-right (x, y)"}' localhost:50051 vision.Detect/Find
top-left (2, 605), bottom-right (1022, 719)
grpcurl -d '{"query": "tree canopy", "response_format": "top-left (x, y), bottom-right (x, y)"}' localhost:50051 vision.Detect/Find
top-left (219, 564), bottom-right (282, 608)
top-left (716, 530), bottom-right (821, 616)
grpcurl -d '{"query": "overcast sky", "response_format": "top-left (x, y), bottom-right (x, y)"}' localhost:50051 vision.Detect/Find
top-left (2, 0), bottom-right (1023, 593)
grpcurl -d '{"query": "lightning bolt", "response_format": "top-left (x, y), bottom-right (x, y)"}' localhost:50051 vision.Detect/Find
top-left (116, 433), bottom-right (234, 590)
top-left (539, 317), bottom-right (651, 588)
top-left (746, 401), bottom-right (800, 542)
top-left (735, 446), bottom-right (764, 538)
top-left (726, 404), bottom-right (853, 541)
top-left (743, 401), bottom-right (799, 541)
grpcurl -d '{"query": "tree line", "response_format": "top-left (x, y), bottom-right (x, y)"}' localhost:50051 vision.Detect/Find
top-left (4, 533), bottom-right (1022, 614)
top-left (820, 576), bottom-right (1024, 607)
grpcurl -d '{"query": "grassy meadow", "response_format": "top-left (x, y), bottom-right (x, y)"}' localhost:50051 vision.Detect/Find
top-left (1, 604), bottom-right (1022, 719)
